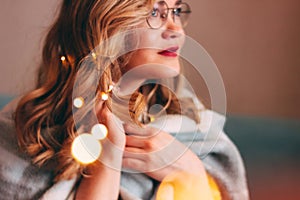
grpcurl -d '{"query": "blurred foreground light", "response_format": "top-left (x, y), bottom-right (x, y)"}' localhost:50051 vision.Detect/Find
top-left (108, 84), bottom-right (114, 92)
top-left (101, 92), bottom-right (109, 101)
top-left (156, 171), bottom-right (220, 200)
top-left (91, 123), bottom-right (108, 140)
top-left (73, 97), bottom-right (84, 108)
top-left (71, 134), bottom-right (101, 164)
top-left (91, 52), bottom-right (97, 59)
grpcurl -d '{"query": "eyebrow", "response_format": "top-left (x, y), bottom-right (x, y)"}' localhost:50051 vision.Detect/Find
top-left (175, 0), bottom-right (182, 5)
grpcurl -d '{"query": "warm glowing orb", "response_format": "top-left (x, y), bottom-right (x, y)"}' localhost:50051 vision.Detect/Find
top-left (101, 92), bottom-right (109, 101)
top-left (71, 134), bottom-right (101, 164)
top-left (91, 52), bottom-right (97, 59)
top-left (73, 97), bottom-right (84, 108)
top-left (108, 84), bottom-right (114, 92)
top-left (156, 171), bottom-right (219, 200)
top-left (91, 124), bottom-right (108, 140)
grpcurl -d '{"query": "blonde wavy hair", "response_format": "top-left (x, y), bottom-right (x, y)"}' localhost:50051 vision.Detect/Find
top-left (14, 0), bottom-right (200, 182)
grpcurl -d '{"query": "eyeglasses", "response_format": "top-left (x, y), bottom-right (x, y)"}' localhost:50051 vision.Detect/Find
top-left (146, 1), bottom-right (192, 29)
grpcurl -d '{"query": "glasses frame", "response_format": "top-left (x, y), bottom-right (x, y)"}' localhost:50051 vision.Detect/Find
top-left (146, 1), bottom-right (192, 29)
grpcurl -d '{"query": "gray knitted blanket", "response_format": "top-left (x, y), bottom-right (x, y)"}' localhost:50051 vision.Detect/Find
top-left (0, 100), bottom-right (249, 200)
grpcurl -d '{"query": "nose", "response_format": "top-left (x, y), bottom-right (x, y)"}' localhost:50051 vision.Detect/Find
top-left (161, 15), bottom-right (184, 39)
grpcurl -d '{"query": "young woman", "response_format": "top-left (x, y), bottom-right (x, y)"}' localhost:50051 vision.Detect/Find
top-left (0, 0), bottom-right (249, 199)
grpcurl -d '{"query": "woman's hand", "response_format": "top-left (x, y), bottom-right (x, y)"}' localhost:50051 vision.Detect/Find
top-left (75, 102), bottom-right (125, 200)
top-left (96, 102), bottom-right (126, 150)
top-left (122, 124), bottom-right (207, 181)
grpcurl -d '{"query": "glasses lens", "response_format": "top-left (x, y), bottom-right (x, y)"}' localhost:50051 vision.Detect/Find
top-left (174, 2), bottom-right (191, 27)
top-left (146, 1), bottom-right (191, 29)
top-left (147, 1), bottom-right (168, 29)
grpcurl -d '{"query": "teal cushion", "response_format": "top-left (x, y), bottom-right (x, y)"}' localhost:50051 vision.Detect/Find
top-left (225, 115), bottom-right (300, 199)
top-left (0, 95), bottom-right (13, 109)
top-left (225, 115), bottom-right (300, 164)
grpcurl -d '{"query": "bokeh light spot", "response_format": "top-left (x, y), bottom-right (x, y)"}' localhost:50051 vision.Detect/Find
top-left (91, 124), bottom-right (108, 140)
top-left (71, 134), bottom-right (101, 164)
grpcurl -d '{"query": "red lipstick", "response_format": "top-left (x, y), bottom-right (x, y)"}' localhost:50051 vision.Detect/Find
top-left (158, 46), bottom-right (179, 57)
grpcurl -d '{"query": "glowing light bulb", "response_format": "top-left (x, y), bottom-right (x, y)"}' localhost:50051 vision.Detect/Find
top-left (108, 84), bottom-right (114, 92)
top-left (150, 116), bottom-right (155, 122)
top-left (101, 92), bottom-right (109, 101)
top-left (61, 56), bottom-right (66, 61)
top-left (91, 124), bottom-right (108, 140)
top-left (73, 97), bottom-right (84, 108)
top-left (71, 134), bottom-right (101, 164)
top-left (91, 52), bottom-right (97, 59)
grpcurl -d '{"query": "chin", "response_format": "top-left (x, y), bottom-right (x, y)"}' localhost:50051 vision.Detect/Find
top-left (157, 60), bottom-right (180, 77)
top-left (146, 58), bottom-right (180, 78)
top-left (163, 66), bottom-right (180, 77)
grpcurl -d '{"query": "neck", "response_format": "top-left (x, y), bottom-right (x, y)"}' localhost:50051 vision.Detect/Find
top-left (116, 76), bottom-right (146, 97)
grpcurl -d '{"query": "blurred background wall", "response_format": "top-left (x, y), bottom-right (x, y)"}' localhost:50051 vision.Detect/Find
top-left (0, 0), bottom-right (299, 199)
top-left (185, 0), bottom-right (300, 119)
top-left (0, 0), bottom-right (58, 96)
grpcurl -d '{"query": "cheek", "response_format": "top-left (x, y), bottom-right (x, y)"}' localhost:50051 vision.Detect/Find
top-left (139, 33), bottom-right (161, 49)
top-left (137, 28), bottom-right (166, 51)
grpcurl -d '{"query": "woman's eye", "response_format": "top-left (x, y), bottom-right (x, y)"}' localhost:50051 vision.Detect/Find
top-left (151, 9), bottom-right (159, 17)
top-left (173, 8), bottom-right (182, 16)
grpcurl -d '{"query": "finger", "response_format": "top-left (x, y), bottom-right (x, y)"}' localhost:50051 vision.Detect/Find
top-left (97, 105), bottom-right (125, 147)
top-left (95, 99), bottom-right (105, 114)
top-left (123, 147), bottom-right (146, 160)
top-left (107, 113), bottom-right (124, 134)
top-left (97, 102), bottom-right (112, 122)
top-left (98, 104), bottom-right (124, 135)
top-left (124, 147), bottom-right (144, 154)
top-left (123, 123), bottom-right (145, 136)
top-left (125, 135), bottom-right (146, 148)
top-left (122, 157), bottom-right (148, 172)
top-left (124, 123), bottom-right (159, 137)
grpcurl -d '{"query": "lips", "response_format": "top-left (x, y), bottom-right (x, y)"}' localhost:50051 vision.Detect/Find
top-left (158, 46), bottom-right (179, 57)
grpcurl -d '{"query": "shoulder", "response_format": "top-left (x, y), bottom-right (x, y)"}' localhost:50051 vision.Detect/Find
top-left (198, 110), bottom-right (226, 133)
top-left (177, 88), bottom-right (205, 110)
top-left (0, 97), bottom-right (29, 166)
top-left (177, 88), bottom-right (226, 132)
top-left (0, 98), bottom-right (61, 199)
